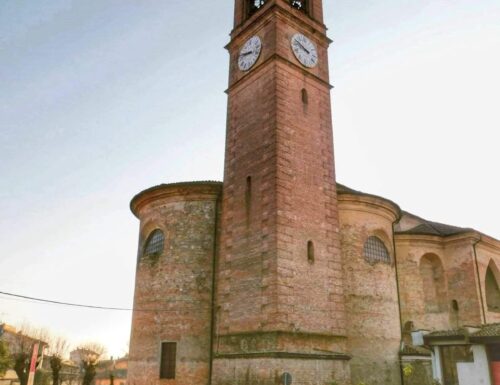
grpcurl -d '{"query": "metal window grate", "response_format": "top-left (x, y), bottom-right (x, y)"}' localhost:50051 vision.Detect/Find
top-left (159, 342), bottom-right (176, 379)
top-left (363, 236), bottom-right (391, 265)
top-left (144, 229), bottom-right (164, 258)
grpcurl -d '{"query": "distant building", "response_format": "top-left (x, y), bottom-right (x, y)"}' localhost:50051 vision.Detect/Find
top-left (69, 349), bottom-right (99, 365)
top-left (94, 357), bottom-right (127, 385)
top-left (0, 324), bottom-right (48, 385)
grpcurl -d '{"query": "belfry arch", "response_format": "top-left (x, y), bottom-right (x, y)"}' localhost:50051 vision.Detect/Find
top-left (485, 260), bottom-right (500, 312)
top-left (419, 253), bottom-right (447, 313)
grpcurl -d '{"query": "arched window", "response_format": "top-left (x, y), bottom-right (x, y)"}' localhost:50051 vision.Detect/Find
top-left (363, 236), bottom-right (391, 265)
top-left (143, 229), bottom-right (165, 258)
top-left (486, 261), bottom-right (500, 312)
top-left (419, 254), bottom-right (447, 313)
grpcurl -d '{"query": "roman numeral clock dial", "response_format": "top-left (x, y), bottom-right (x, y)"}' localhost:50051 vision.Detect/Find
top-left (238, 36), bottom-right (262, 72)
top-left (291, 33), bottom-right (318, 68)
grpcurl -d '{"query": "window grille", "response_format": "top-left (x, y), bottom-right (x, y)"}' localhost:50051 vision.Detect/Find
top-left (159, 342), bottom-right (176, 379)
top-left (363, 236), bottom-right (391, 265)
top-left (143, 229), bottom-right (164, 258)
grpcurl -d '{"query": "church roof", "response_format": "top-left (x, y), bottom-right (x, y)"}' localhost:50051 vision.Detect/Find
top-left (396, 211), bottom-right (474, 237)
top-left (130, 181), bottom-right (223, 217)
top-left (336, 183), bottom-right (482, 238)
top-left (131, 181), bottom-right (486, 240)
top-left (397, 217), bottom-right (473, 237)
top-left (336, 182), bottom-right (402, 217)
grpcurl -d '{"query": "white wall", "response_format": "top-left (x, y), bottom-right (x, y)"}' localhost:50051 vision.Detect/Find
top-left (432, 347), bottom-right (443, 383)
top-left (457, 345), bottom-right (491, 385)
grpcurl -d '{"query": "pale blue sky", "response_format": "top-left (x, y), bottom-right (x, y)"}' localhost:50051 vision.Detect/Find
top-left (1, 0), bottom-right (499, 356)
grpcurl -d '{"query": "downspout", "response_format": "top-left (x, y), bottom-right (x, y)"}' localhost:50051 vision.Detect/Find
top-left (208, 194), bottom-right (221, 385)
top-left (392, 213), bottom-right (405, 385)
top-left (472, 236), bottom-right (487, 324)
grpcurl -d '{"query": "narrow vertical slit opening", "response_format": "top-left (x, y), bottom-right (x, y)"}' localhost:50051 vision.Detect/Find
top-left (245, 176), bottom-right (252, 225)
top-left (307, 241), bottom-right (315, 264)
top-left (301, 88), bottom-right (308, 105)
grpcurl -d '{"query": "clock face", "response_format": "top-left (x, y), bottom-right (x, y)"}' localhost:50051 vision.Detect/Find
top-left (291, 33), bottom-right (318, 68)
top-left (238, 36), bottom-right (262, 72)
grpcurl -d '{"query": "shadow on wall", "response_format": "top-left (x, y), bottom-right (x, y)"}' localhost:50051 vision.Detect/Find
top-left (420, 254), bottom-right (447, 313)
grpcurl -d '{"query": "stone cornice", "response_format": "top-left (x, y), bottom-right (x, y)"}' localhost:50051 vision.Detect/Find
top-left (337, 193), bottom-right (401, 223)
top-left (394, 231), bottom-right (481, 246)
top-left (477, 234), bottom-right (500, 253)
top-left (130, 181), bottom-right (222, 218)
top-left (226, 53), bottom-right (332, 95)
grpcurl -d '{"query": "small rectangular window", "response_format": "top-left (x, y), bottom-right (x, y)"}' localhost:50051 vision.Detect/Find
top-left (160, 342), bottom-right (176, 379)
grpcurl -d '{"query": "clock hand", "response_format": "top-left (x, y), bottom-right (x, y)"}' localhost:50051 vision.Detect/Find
top-left (241, 51), bottom-right (254, 56)
top-left (297, 41), bottom-right (310, 55)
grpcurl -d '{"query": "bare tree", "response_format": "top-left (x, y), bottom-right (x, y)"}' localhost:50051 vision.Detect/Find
top-left (76, 343), bottom-right (106, 385)
top-left (10, 324), bottom-right (49, 385)
top-left (0, 339), bottom-right (12, 377)
top-left (46, 336), bottom-right (69, 385)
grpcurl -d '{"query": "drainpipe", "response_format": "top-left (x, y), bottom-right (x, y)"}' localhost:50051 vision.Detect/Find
top-left (392, 214), bottom-right (405, 385)
top-left (208, 194), bottom-right (221, 385)
top-left (472, 236), bottom-right (487, 324)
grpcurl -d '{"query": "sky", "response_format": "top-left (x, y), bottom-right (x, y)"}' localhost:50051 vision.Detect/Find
top-left (1, 0), bottom-right (499, 357)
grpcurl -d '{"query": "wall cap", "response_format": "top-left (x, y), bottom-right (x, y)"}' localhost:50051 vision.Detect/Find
top-left (130, 181), bottom-right (222, 218)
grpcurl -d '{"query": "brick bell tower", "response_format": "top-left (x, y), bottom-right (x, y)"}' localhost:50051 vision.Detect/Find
top-left (213, 0), bottom-right (349, 383)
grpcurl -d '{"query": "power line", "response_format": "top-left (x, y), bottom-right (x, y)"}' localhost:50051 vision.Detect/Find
top-left (0, 291), bottom-right (208, 312)
top-left (0, 291), bottom-right (132, 311)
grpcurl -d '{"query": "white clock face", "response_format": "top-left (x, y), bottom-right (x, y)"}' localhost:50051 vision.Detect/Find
top-left (291, 33), bottom-right (318, 68)
top-left (238, 36), bottom-right (262, 72)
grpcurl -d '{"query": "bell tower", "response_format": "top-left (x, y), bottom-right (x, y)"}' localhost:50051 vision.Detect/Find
top-left (213, 0), bottom-right (349, 383)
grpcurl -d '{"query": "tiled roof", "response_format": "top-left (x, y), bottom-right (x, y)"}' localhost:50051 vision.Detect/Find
top-left (425, 324), bottom-right (500, 343)
top-left (400, 345), bottom-right (432, 356)
top-left (131, 181), bottom-right (478, 239)
top-left (471, 323), bottom-right (500, 338)
top-left (425, 329), bottom-right (466, 338)
top-left (336, 183), bottom-right (401, 215)
top-left (396, 214), bottom-right (473, 237)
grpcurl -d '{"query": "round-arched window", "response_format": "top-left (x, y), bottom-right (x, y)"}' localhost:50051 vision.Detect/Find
top-left (363, 236), bottom-right (391, 265)
top-left (143, 229), bottom-right (165, 258)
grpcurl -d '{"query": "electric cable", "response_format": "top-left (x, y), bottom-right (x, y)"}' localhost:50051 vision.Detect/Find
top-left (0, 290), bottom-right (208, 312)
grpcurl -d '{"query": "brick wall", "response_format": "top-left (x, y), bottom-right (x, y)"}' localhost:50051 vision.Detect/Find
top-left (395, 234), bottom-right (484, 332)
top-left (338, 193), bottom-right (402, 385)
top-left (128, 183), bottom-right (221, 385)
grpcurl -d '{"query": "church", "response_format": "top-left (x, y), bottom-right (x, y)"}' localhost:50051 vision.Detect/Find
top-left (127, 1), bottom-right (500, 385)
